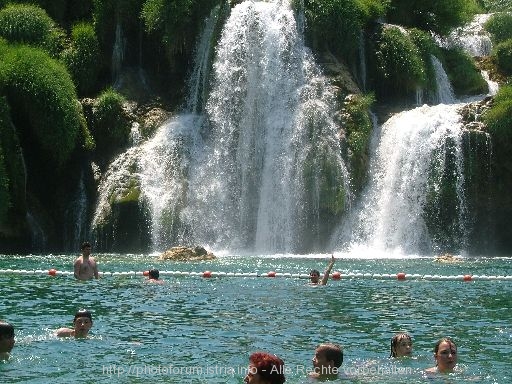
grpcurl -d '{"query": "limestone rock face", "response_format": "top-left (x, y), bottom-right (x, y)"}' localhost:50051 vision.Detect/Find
top-left (159, 246), bottom-right (216, 261)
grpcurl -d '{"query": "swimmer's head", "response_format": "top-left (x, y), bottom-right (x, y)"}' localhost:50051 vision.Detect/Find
top-left (0, 321), bottom-right (14, 338)
top-left (81, 242), bottom-right (91, 250)
top-left (73, 309), bottom-right (93, 324)
top-left (148, 269), bottom-right (160, 279)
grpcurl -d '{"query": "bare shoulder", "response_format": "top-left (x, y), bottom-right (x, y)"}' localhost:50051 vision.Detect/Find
top-left (56, 327), bottom-right (74, 337)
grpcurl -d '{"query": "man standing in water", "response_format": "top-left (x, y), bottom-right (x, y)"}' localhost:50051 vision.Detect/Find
top-left (74, 242), bottom-right (99, 280)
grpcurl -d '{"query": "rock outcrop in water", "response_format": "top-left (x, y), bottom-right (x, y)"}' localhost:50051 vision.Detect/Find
top-left (159, 246), bottom-right (216, 261)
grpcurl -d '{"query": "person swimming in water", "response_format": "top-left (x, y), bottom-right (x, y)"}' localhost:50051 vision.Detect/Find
top-left (0, 321), bottom-right (15, 360)
top-left (74, 242), bottom-right (99, 280)
top-left (425, 337), bottom-right (458, 374)
top-left (56, 309), bottom-right (93, 338)
top-left (390, 332), bottom-right (413, 357)
top-left (146, 269), bottom-right (164, 284)
top-left (309, 255), bottom-right (336, 285)
top-left (310, 343), bottom-right (344, 380)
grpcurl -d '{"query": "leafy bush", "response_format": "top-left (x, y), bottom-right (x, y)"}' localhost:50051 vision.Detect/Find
top-left (478, 0), bottom-right (512, 12)
top-left (440, 47), bottom-right (488, 96)
top-left (299, 0), bottom-right (387, 65)
top-left (485, 84), bottom-right (512, 140)
top-left (0, 3), bottom-right (65, 57)
top-left (374, 26), bottom-right (426, 99)
top-left (387, 0), bottom-right (480, 35)
top-left (485, 13), bottom-right (512, 44)
top-left (92, 88), bottom-right (129, 152)
top-left (61, 22), bottom-right (100, 96)
top-left (0, 45), bottom-right (85, 166)
top-left (494, 39), bottom-right (512, 74)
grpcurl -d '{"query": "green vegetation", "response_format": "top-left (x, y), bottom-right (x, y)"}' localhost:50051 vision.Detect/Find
top-left (478, 0), bottom-right (512, 12)
top-left (0, 3), bottom-right (65, 57)
top-left (61, 22), bottom-right (100, 96)
top-left (342, 93), bottom-right (374, 192)
top-left (0, 45), bottom-right (85, 166)
top-left (440, 48), bottom-right (488, 96)
top-left (92, 88), bottom-right (129, 153)
top-left (485, 13), bottom-right (512, 44)
top-left (494, 40), bottom-right (512, 75)
top-left (298, 0), bottom-right (388, 67)
top-left (374, 26), bottom-right (426, 99)
top-left (484, 84), bottom-right (512, 157)
top-left (386, 0), bottom-right (480, 35)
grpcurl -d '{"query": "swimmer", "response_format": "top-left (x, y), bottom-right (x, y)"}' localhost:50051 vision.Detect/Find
top-left (390, 332), bottom-right (413, 357)
top-left (56, 309), bottom-right (93, 338)
top-left (425, 337), bottom-right (457, 374)
top-left (309, 255), bottom-right (335, 285)
top-left (0, 321), bottom-right (15, 360)
top-left (146, 269), bottom-right (164, 284)
top-left (74, 242), bottom-right (99, 280)
top-left (310, 343), bottom-right (343, 380)
top-left (244, 351), bottom-right (286, 384)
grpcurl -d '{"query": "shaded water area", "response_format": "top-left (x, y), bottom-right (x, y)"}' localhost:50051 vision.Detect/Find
top-left (1, 253), bottom-right (511, 383)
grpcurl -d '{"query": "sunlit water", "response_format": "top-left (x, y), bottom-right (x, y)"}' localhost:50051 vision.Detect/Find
top-left (1, 253), bottom-right (511, 383)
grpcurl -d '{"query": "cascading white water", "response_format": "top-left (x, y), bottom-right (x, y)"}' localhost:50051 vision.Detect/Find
top-left (342, 104), bottom-right (468, 253)
top-left (443, 14), bottom-right (493, 57)
top-left (137, 0), bottom-right (348, 252)
top-left (431, 55), bottom-right (456, 104)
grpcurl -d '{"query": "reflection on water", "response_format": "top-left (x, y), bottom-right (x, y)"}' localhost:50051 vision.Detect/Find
top-left (0, 254), bottom-right (511, 383)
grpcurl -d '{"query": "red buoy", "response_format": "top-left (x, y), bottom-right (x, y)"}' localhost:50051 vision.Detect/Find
top-left (397, 272), bottom-right (406, 280)
top-left (48, 268), bottom-right (57, 276)
top-left (203, 270), bottom-right (212, 278)
top-left (463, 274), bottom-right (472, 281)
top-left (332, 271), bottom-right (341, 280)
top-left (267, 271), bottom-right (276, 277)
top-left (143, 270), bottom-right (149, 276)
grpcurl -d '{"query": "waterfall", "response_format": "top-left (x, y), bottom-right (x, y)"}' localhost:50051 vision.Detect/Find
top-left (340, 104), bottom-right (468, 254)
top-left (137, 0), bottom-right (348, 252)
top-left (63, 172), bottom-right (88, 251)
top-left (443, 14), bottom-right (493, 57)
top-left (112, 22), bottom-right (125, 83)
top-left (431, 55), bottom-right (456, 104)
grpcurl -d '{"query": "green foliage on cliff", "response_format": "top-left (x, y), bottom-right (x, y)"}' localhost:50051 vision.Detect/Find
top-left (61, 22), bottom-right (100, 96)
top-left (374, 26), bottom-right (426, 99)
top-left (478, 0), bottom-right (512, 12)
top-left (343, 93), bottom-right (374, 193)
top-left (494, 40), bottom-right (512, 75)
top-left (92, 88), bottom-right (129, 152)
top-left (485, 84), bottom-right (512, 147)
top-left (0, 45), bottom-right (84, 166)
top-left (299, 0), bottom-right (388, 65)
top-left (386, 0), bottom-right (480, 35)
top-left (485, 13), bottom-right (512, 44)
top-left (440, 48), bottom-right (488, 96)
top-left (0, 3), bottom-right (65, 57)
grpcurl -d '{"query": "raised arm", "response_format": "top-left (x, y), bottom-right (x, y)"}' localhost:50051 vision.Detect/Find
top-left (320, 254), bottom-right (335, 285)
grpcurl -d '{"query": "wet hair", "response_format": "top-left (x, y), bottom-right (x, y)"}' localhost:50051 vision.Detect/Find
top-left (316, 343), bottom-right (343, 367)
top-left (73, 309), bottom-right (93, 323)
top-left (0, 321), bottom-right (14, 338)
top-left (249, 352), bottom-right (286, 384)
top-left (310, 269), bottom-right (320, 276)
top-left (148, 269), bottom-right (160, 279)
top-left (81, 242), bottom-right (91, 250)
top-left (433, 337), bottom-right (456, 354)
top-left (390, 332), bottom-right (412, 357)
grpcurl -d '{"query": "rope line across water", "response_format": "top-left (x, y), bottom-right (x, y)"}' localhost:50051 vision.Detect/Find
top-left (0, 269), bottom-right (511, 281)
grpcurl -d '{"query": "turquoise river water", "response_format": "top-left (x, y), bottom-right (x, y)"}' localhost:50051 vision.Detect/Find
top-left (0, 252), bottom-right (511, 383)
